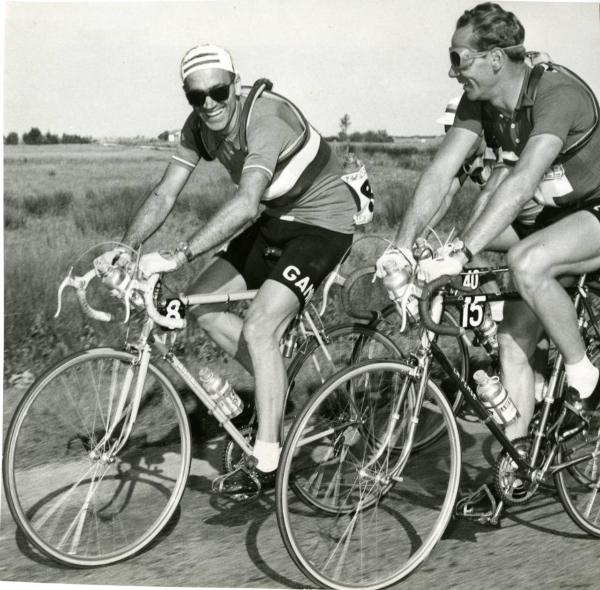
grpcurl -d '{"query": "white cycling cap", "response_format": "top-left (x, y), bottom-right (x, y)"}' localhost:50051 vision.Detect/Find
top-left (436, 96), bottom-right (461, 126)
top-left (180, 44), bottom-right (236, 81)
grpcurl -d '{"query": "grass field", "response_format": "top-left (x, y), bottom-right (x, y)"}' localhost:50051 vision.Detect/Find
top-left (3, 139), bottom-right (479, 379)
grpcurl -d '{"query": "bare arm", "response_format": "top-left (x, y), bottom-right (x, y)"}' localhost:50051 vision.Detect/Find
top-left (393, 127), bottom-right (479, 249)
top-left (461, 165), bottom-right (511, 236)
top-left (186, 168), bottom-right (269, 259)
top-left (462, 134), bottom-right (563, 254)
top-left (123, 163), bottom-right (192, 249)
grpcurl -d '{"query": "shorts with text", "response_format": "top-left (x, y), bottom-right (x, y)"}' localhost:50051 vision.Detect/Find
top-left (217, 215), bottom-right (353, 305)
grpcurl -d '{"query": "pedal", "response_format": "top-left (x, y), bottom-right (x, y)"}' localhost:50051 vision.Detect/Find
top-left (455, 484), bottom-right (503, 526)
top-left (488, 499), bottom-right (504, 526)
top-left (211, 455), bottom-right (262, 502)
top-left (558, 407), bottom-right (589, 442)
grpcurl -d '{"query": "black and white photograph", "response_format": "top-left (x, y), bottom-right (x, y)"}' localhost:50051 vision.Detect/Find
top-left (3, 1), bottom-right (600, 588)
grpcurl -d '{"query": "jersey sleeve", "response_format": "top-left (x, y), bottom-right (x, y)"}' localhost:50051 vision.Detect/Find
top-left (170, 113), bottom-right (202, 171)
top-left (529, 80), bottom-right (593, 148)
top-left (242, 113), bottom-right (299, 182)
top-left (453, 95), bottom-right (484, 136)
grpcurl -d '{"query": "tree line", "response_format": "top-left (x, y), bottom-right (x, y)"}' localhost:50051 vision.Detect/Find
top-left (4, 127), bottom-right (93, 145)
top-left (329, 114), bottom-right (394, 143)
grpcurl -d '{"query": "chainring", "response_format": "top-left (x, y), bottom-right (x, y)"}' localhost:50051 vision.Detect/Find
top-left (493, 436), bottom-right (540, 506)
top-left (220, 426), bottom-right (276, 487)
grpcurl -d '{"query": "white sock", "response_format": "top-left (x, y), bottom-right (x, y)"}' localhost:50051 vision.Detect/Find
top-left (565, 356), bottom-right (599, 398)
top-left (253, 440), bottom-right (281, 473)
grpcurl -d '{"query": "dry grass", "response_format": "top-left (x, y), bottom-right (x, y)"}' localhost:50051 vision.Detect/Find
top-left (4, 139), bottom-right (477, 377)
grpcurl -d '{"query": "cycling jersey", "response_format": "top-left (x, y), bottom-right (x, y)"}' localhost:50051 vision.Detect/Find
top-left (172, 92), bottom-right (356, 234)
top-left (454, 66), bottom-right (600, 208)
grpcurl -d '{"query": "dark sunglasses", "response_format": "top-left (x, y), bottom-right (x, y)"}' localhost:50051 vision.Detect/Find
top-left (449, 44), bottom-right (524, 71)
top-left (185, 82), bottom-right (232, 107)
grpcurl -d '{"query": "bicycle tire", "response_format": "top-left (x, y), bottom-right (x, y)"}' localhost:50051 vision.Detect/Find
top-left (555, 347), bottom-right (600, 537)
top-left (276, 359), bottom-right (461, 590)
top-left (3, 347), bottom-right (191, 567)
top-left (372, 303), bottom-right (469, 448)
top-left (284, 323), bottom-right (402, 439)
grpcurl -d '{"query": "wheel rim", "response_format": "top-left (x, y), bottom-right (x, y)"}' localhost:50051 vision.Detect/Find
top-left (4, 350), bottom-right (190, 566)
top-left (277, 360), bottom-right (461, 589)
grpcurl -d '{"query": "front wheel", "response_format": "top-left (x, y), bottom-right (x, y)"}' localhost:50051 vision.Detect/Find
top-left (372, 304), bottom-right (469, 449)
top-left (276, 359), bottom-right (462, 590)
top-left (3, 348), bottom-right (191, 566)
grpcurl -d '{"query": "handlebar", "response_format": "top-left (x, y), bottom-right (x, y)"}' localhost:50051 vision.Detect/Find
top-left (340, 265), bottom-right (381, 321)
top-left (55, 263), bottom-right (186, 331)
top-left (418, 275), bottom-right (466, 337)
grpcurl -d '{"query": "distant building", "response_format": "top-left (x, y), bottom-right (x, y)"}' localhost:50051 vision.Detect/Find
top-left (168, 130), bottom-right (181, 143)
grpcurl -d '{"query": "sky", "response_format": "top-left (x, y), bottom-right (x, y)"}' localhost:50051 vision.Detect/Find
top-left (2, 0), bottom-right (600, 139)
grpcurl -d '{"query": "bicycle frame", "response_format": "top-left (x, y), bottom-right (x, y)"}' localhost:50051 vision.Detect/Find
top-left (418, 271), bottom-right (600, 480)
top-left (91, 281), bottom-right (339, 462)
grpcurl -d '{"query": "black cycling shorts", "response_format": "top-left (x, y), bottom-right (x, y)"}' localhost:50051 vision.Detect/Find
top-left (512, 200), bottom-right (600, 239)
top-left (217, 215), bottom-right (353, 305)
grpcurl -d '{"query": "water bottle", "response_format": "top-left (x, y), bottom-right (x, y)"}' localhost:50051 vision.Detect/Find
top-left (474, 314), bottom-right (499, 355)
top-left (473, 370), bottom-right (519, 426)
top-left (197, 368), bottom-right (244, 419)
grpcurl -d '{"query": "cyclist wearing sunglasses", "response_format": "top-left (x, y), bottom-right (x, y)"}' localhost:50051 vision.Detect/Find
top-left (102, 44), bottom-right (356, 483)
top-left (381, 2), bottom-right (600, 520)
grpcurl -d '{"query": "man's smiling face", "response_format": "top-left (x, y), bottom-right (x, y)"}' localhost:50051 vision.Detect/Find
top-left (184, 68), bottom-right (237, 132)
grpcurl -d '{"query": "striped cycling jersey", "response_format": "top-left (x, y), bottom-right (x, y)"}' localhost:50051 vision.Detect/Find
top-left (171, 90), bottom-right (355, 234)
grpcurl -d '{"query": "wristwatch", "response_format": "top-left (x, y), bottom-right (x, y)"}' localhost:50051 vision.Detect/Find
top-left (174, 241), bottom-right (194, 264)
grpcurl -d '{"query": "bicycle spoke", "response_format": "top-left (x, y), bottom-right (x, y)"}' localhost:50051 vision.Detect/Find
top-left (277, 360), bottom-right (461, 589)
top-left (4, 350), bottom-right (191, 566)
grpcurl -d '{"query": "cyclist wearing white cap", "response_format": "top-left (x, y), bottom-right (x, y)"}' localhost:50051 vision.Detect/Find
top-left (103, 44), bottom-right (358, 484)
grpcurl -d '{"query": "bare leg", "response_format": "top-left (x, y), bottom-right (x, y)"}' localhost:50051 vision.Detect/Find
top-left (242, 279), bottom-right (300, 445)
top-left (497, 301), bottom-right (544, 440)
top-left (508, 211), bottom-right (600, 367)
top-left (187, 257), bottom-right (253, 373)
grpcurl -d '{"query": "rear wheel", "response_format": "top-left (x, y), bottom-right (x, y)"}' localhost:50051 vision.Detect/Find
top-left (555, 347), bottom-right (600, 537)
top-left (284, 323), bottom-right (401, 438)
top-left (276, 359), bottom-right (461, 589)
top-left (3, 348), bottom-right (191, 566)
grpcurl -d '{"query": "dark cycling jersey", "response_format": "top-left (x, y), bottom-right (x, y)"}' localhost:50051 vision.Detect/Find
top-left (171, 91), bottom-right (356, 234)
top-left (454, 66), bottom-right (600, 208)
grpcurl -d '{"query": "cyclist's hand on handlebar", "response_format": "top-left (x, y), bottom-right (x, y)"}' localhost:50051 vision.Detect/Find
top-left (375, 246), bottom-right (416, 279)
top-left (93, 247), bottom-right (132, 275)
top-left (138, 250), bottom-right (184, 278)
top-left (418, 253), bottom-right (465, 283)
